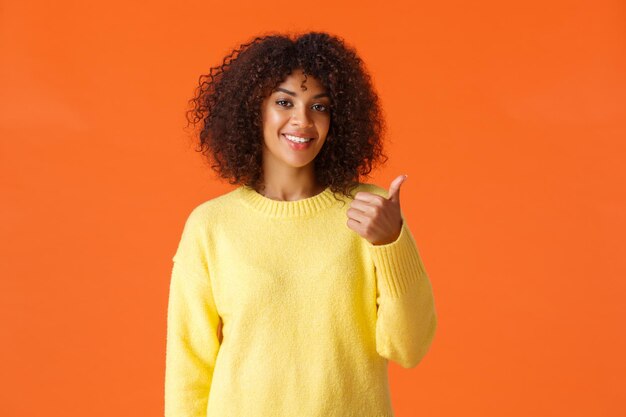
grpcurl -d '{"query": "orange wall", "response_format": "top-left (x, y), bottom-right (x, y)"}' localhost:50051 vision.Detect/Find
top-left (1, 1), bottom-right (625, 416)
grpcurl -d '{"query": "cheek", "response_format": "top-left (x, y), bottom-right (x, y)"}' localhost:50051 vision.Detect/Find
top-left (262, 111), bottom-right (285, 144)
top-left (263, 108), bottom-right (286, 129)
top-left (318, 116), bottom-right (331, 133)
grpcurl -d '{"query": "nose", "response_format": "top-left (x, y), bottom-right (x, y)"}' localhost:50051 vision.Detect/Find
top-left (290, 105), bottom-right (313, 127)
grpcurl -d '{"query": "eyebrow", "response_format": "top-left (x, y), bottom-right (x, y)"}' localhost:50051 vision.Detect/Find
top-left (274, 87), bottom-right (330, 99)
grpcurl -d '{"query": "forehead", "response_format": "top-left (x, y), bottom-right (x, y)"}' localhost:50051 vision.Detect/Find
top-left (275, 69), bottom-right (326, 93)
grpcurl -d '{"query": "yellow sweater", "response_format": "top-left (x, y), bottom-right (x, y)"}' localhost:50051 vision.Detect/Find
top-left (164, 183), bottom-right (437, 417)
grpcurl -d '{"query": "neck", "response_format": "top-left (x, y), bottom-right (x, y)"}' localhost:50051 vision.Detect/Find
top-left (258, 181), bottom-right (326, 202)
top-left (258, 159), bottom-right (323, 201)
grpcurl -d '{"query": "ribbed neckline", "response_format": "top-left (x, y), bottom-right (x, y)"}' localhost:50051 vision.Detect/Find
top-left (237, 185), bottom-right (338, 218)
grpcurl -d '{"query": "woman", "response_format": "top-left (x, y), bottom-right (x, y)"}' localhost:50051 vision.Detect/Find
top-left (164, 31), bottom-right (437, 417)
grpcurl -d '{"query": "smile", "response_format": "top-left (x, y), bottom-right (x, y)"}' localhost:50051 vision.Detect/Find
top-left (282, 134), bottom-right (314, 143)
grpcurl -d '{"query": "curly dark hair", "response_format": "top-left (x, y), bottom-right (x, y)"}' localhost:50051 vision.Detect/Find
top-left (184, 31), bottom-right (388, 199)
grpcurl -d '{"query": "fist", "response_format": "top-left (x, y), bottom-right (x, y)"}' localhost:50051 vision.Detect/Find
top-left (346, 174), bottom-right (407, 246)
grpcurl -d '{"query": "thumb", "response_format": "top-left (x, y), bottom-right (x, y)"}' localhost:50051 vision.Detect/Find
top-left (388, 174), bottom-right (407, 203)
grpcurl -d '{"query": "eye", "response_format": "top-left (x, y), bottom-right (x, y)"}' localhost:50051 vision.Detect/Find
top-left (312, 104), bottom-right (329, 112)
top-left (275, 99), bottom-right (292, 107)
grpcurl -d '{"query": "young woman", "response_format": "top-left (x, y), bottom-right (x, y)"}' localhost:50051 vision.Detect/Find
top-left (164, 31), bottom-right (437, 417)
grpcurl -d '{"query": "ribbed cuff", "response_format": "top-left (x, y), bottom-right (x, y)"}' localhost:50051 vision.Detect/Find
top-left (367, 221), bottom-right (428, 298)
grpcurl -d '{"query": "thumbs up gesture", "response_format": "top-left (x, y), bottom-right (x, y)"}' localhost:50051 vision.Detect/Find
top-left (346, 174), bottom-right (407, 246)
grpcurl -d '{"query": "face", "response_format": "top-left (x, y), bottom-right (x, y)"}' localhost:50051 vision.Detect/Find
top-left (260, 69), bottom-right (332, 170)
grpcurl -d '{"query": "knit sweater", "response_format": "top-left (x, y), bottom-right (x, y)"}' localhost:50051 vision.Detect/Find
top-left (164, 182), bottom-right (437, 417)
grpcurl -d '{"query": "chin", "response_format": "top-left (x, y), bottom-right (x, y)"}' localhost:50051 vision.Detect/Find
top-left (282, 158), bottom-right (316, 169)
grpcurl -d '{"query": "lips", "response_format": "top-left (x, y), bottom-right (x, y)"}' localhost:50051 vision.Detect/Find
top-left (281, 132), bottom-right (315, 140)
top-left (281, 133), bottom-right (314, 150)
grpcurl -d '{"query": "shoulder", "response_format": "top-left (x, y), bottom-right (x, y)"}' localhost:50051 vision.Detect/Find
top-left (178, 187), bottom-right (241, 234)
top-left (172, 188), bottom-right (240, 264)
top-left (185, 187), bottom-right (240, 219)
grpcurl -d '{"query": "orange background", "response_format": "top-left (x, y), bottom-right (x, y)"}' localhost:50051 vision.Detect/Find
top-left (1, 0), bottom-right (625, 416)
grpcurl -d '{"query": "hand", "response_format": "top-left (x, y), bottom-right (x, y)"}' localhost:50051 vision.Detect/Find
top-left (346, 174), bottom-right (407, 245)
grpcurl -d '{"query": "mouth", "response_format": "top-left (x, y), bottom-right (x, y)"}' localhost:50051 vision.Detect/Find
top-left (282, 133), bottom-right (315, 144)
top-left (281, 133), bottom-right (315, 150)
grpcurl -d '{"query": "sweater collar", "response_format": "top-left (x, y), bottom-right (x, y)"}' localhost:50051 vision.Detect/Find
top-left (237, 185), bottom-right (338, 218)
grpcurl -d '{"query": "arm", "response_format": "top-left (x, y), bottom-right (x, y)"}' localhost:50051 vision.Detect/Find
top-left (164, 209), bottom-right (221, 417)
top-left (367, 219), bottom-right (438, 369)
top-left (165, 262), bottom-right (221, 416)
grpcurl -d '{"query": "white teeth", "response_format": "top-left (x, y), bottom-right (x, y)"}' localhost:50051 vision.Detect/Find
top-left (284, 134), bottom-right (313, 143)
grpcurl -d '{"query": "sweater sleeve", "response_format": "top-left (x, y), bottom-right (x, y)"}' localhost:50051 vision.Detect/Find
top-left (367, 217), bottom-right (438, 369)
top-left (164, 209), bottom-right (221, 417)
